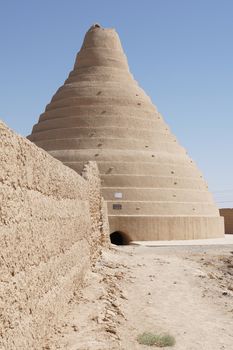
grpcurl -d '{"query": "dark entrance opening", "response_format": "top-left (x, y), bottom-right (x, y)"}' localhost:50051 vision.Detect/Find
top-left (110, 231), bottom-right (130, 245)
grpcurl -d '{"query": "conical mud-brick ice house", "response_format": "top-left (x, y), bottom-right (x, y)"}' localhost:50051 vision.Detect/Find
top-left (28, 24), bottom-right (224, 242)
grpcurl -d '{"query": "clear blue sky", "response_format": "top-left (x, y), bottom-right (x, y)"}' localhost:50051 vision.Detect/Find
top-left (1, 0), bottom-right (233, 206)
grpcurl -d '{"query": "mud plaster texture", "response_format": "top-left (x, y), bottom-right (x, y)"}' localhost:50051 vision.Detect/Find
top-left (0, 121), bottom-right (109, 349)
top-left (220, 209), bottom-right (233, 234)
top-left (28, 24), bottom-right (224, 240)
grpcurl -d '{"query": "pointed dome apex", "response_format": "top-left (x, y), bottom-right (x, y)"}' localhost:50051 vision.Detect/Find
top-left (75, 25), bottom-right (128, 71)
top-left (88, 23), bottom-right (117, 32)
top-left (88, 23), bottom-right (102, 31)
top-left (81, 24), bottom-right (121, 50)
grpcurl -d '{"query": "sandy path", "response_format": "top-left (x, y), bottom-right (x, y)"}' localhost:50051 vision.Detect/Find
top-left (56, 245), bottom-right (233, 350)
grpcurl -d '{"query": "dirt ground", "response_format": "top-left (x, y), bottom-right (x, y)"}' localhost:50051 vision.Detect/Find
top-left (52, 244), bottom-right (233, 350)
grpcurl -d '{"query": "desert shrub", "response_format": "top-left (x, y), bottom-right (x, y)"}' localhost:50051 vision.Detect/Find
top-left (137, 332), bottom-right (175, 347)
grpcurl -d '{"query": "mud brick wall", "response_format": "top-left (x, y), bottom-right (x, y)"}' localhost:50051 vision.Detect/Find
top-left (0, 121), bottom-right (109, 349)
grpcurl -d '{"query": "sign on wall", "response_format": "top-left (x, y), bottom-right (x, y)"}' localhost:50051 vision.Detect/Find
top-left (114, 192), bottom-right (122, 199)
top-left (113, 204), bottom-right (122, 210)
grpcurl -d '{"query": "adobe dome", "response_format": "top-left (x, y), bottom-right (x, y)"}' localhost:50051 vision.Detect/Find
top-left (28, 25), bottom-right (224, 241)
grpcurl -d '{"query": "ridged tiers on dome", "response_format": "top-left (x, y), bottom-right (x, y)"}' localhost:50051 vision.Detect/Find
top-left (28, 24), bottom-right (224, 241)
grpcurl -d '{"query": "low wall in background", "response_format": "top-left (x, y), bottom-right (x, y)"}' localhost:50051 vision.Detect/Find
top-left (0, 121), bottom-right (109, 349)
top-left (220, 208), bottom-right (233, 234)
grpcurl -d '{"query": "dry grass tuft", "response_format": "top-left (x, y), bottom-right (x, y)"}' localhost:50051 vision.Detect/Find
top-left (137, 331), bottom-right (175, 347)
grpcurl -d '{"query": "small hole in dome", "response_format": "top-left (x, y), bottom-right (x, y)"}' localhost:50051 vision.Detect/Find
top-left (145, 145), bottom-right (149, 148)
top-left (101, 110), bottom-right (106, 114)
top-left (97, 143), bottom-right (102, 147)
top-left (95, 154), bottom-right (99, 157)
top-left (136, 94), bottom-right (139, 96)
top-left (171, 171), bottom-right (174, 174)
top-left (174, 182), bottom-right (177, 185)
top-left (152, 155), bottom-right (155, 158)
top-left (137, 103), bottom-right (141, 106)
top-left (97, 91), bottom-right (102, 95)
top-left (106, 167), bottom-right (113, 174)
top-left (173, 194), bottom-right (176, 197)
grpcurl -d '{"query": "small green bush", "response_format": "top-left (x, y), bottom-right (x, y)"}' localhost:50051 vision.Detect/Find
top-left (137, 332), bottom-right (175, 347)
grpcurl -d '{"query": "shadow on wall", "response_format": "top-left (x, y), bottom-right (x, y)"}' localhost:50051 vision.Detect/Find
top-left (219, 209), bottom-right (233, 234)
top-left (110, 231), bottom-right (131, 245)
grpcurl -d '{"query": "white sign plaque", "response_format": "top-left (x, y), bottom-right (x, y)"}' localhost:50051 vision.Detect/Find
top-left (114, 192), bottom-right (122, 199)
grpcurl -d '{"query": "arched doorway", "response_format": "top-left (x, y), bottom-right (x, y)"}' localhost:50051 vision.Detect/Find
top-left (110, 231), bottom-right (130, 245)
